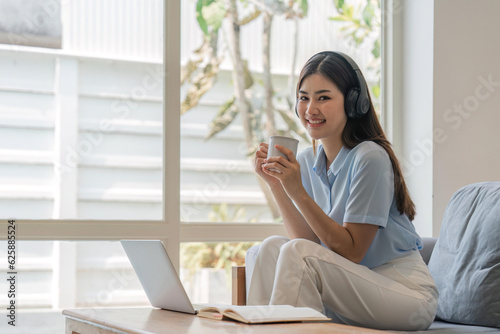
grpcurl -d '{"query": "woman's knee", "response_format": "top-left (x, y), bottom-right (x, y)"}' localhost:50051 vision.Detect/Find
top-left (278, 238), bottom-right (322, 259)
top-left (258, 235), bottom-right (289, 255)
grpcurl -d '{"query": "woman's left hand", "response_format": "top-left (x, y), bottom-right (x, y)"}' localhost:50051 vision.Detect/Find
top-left (261, 145), bottom-right (305, 200)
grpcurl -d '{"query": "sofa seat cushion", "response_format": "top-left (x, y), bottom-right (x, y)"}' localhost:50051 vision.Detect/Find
top-left (428, 182), bottom-right (500, 327)
top-left (393, 320), bottom-right (500, 333)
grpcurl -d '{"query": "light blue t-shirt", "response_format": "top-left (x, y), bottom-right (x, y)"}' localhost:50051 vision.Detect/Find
top-left (297, 141), bottom-right (422, 269)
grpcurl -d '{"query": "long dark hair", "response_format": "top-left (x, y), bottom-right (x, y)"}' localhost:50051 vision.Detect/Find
top-left (296, 52), bottom-right (416, 221)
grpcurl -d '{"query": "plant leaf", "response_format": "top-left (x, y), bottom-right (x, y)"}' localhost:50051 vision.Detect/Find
top-left (196, 0), bottom-right (212, 36)
top-left (297, 0), bottom-right (308, 16)
top-left (344, 4), bottom-right (355, 18)
top-left (240, 9), bottom-right (261, 25)
top-left (330, 15), bottom-right (351, 22)
top-left (372, 38), bottom-right (380, 58)
top-left (181, 59), bottom-right (202, 85)
top-left (275, 108), bottom-right (310, 143)
top-left (181, 56), bottom-right (221, 114)
top-left (333, 0), bottom-right (345, 10)
top-left (371, 83), bottom-right (380, 99)
top-left (205, 97), bottom-right (239, 140)
top-left (196, 0), bottom-right (226, 36)
top-left (362, 0), bottom-right (375, 26)
top-left (202, 0), bottom-right (226, 33)
top-left (243, 59), bottom-right (254, 89)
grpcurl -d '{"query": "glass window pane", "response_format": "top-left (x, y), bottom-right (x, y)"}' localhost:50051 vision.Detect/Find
top-left (0, 240), bottom-right (257, 324)
top-left (180, 242), bottom-right (258, 304)
top-left (180, 0), bottom-right (381, 223)
top-left (0, 240), bottom-right (148, 309)
top-left (0, 0), bottom-right (62, 49)
top-left (0, 0), bottom-right (164, 220)
top-left (0, 240), bottom-right (149, 333)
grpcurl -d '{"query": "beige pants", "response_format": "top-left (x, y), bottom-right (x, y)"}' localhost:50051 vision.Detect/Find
top-left (246, 236), bottom-right (438, 331)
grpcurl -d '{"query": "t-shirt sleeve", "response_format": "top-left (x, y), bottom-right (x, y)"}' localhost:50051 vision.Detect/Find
top-left (296, 148), bottom-right (313, 197)
top-left (344, 149), bottom-right (394, 228)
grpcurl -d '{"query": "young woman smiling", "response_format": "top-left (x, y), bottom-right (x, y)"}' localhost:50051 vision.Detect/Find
top-left (247, 51), bottom-right (438, 331)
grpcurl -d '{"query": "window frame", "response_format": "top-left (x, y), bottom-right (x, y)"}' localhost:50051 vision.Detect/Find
top-left (381, 0), bottom-right (402, 154)
top-left (0, 0), bottom-right (286, 271)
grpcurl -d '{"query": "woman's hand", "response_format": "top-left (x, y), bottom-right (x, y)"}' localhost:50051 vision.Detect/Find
top-left (254, 143), bottom-right (282, 188)
top-left (261, 145), bottom-right (306, 200)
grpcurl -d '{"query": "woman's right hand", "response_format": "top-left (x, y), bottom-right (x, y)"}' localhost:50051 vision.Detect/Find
top-left (254, 143), bottom-right (282, 188)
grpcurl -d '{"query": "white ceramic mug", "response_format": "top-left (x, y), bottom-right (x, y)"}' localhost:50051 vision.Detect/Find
top-left (266, 136), bottom-right (299, 172)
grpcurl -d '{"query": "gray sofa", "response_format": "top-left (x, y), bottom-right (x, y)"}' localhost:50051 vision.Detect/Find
top-left (242, 182), bottom-right (500, 333)
top-left (398, 237), bottom-right (500, 333)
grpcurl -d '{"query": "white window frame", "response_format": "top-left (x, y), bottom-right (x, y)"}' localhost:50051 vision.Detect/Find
top-left (381, 0), bottom-right (402, 156)
top-left (0, 0), bottom-right (285, 271)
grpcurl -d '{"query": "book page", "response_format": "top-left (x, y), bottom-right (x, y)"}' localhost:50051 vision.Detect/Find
top-left (196, 308), bottom-right (225, 321)
top-left (198, 304), bottom-right (329, 323)
top-left (226, 305), bottom-right (327, 323)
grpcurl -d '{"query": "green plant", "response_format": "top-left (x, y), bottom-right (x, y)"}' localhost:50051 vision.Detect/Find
top-left (330, 0), bottom-right (381, 110)
top-left (180, 241), bottom-right (259, 285)
top-left (182, 0), bottom-right (311, 220)
top-left (182, 1), bottom-right (382, 221)
top-left (181, 203), bottom-right (259, 283)
top-left (208, 203), bottom-right (247, 223)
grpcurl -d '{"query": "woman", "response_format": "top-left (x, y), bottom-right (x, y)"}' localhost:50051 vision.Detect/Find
top-left (247, 51), bottom-right (438, 331)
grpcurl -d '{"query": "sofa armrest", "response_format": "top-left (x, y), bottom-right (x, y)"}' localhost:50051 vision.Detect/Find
top-left (420, 237), bottom-right (437, 265)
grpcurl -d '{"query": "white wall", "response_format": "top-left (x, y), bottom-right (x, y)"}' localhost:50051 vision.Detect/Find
top-left (396, 0), bottom-right (500, 237)
top-left (432, 0), bottom-right (500, 236)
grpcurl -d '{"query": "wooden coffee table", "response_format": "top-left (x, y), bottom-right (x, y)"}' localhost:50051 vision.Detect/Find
top-left (63, 307), bottom-right (385, 334)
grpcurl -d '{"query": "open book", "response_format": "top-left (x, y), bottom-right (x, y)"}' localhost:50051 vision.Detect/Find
top-left (196, 304), bottom-right (330, 324)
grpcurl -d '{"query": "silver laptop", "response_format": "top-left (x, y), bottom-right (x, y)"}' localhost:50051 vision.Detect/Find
top-left (121, 240), bottom-right (203, 314)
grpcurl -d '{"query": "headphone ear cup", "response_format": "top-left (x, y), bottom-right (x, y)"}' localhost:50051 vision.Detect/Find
top-left (345, 88), bottom-right (359, 118)
top-left (358, 96), bottom-right (370, 117)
